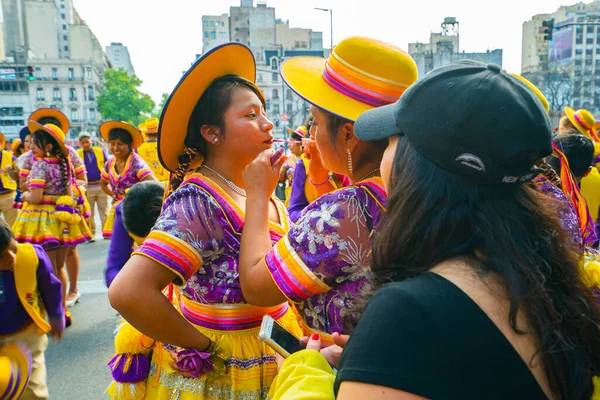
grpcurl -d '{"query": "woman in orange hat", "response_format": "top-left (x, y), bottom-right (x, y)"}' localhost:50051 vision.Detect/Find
top-left (99, 121), bottom-right (156, 239)
top-left (238, 36), bottom-right (418, 341)
top-left (108, 43), bottom-right (302, 399)
top-left (12, 122), bottom-right (91, 327)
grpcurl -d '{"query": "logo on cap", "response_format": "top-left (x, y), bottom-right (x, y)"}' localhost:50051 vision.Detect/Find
top-left (455, 153), bottom-right (486, 172)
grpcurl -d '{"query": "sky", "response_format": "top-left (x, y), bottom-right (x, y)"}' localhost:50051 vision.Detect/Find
top-left (72, 0), bottom-right (574, 104)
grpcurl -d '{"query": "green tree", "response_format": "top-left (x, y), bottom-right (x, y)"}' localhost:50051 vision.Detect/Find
top-left (152, 92), bottom-right (169, 118)
top-left (97, 68), bottom-right (155, 126)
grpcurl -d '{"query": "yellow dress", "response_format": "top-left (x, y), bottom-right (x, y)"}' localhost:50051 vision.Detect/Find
top-left (132, 174), bottom-right (302, 399)
top-left (136, 140), bottom-right (170, 183)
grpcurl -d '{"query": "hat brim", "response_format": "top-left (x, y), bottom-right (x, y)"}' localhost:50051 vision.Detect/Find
top-left (100, 121), bottom-right (144, 149)
top-left (565, 107), bottom-right (590, 136)
top-left (0, 133), bottom-right (6, 150)
top-left (0, 342), bottom-right (32, 400)
top-left (354, 102), bottom-right (400, 141)
top-left (159, 43), bottom-right (256, 172)
top-left (281, 57), bottom-right (378, 122)
top-left (29, 108), bottom-right (70, 133)
top-left (28, 121), bottom-right (68, 156)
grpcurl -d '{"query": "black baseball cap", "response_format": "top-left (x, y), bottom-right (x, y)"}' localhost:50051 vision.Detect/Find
top-left (354, 60), bottom-right (552, 185)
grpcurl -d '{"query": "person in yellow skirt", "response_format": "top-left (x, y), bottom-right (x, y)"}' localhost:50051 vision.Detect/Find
top-left (136, 118), bottom-right (170, 183)
top-left (108, 42), bottom-right (302, 400)
top-left (99, 121), bottom-right (156, 239)
top-left (0, 132), bottom-right (18, 227)
top-left (12, 121), bottom-right (91, 328)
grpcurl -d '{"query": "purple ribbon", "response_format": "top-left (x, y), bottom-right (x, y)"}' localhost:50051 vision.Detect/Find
top-left (175, 349), bottom-right (214, 378)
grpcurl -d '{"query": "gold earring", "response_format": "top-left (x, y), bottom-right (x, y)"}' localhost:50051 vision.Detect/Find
top-left (347, 148), bottom-right (353, 177)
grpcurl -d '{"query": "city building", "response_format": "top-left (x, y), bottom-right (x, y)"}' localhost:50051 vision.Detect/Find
top-left (106, 42), bottom-right (135, 75)
top-left (199, 0), bottom-right (326, 137)
top-left (0, 0), bottom-right (109, 138)
top-left (409, 18), bottom-right (503, 78)
top-left (522, 1), bottom-right (600, 117)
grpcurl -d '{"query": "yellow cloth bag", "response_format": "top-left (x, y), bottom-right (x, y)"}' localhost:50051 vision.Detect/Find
top-left (269, 350), bottom-right (335, 400)
top-left (581, 167), bottom-right (600, 222)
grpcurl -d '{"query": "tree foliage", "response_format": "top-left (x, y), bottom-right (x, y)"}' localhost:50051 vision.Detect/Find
top-left (524, 64), bottom-right (583, 113)
top-left (97, 69), bottom-right (155, 126)
top-left (152, 92), bottom-right (169, 118)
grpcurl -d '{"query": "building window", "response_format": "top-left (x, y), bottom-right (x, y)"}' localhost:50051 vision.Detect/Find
top-left (203, 21), bottom-right (208, 27)
top-left (273, 104), bottom-right (280, 114)
top-left (272, 89), bottom-right (279, 99)
top-left (68, 68), bottom-right (74, 80)
top-left (63, 35), bottom-right (68, 40)
top-left (203, 31), bottom-right (209, 38)
top-left (257, 73), bottom-right (263, 82)
top-left (235, 16), bottom-right (239, 21)
top-left (53, 87), bottom-right (61, 100)
top-left (60, 4), bottom-right (65, 8)
top-left (271, 58), bottom-right (278, 70)
top-left (577, 36), bottom-right (583, 44)
top-left (64, 45), bottom-right (68, 51)
top-left (210, 20), bottom-right (215, 27)
top-left (86, 67), bottom-right (92, 80)
top-left (52, 68), bottom-right (58, 80)
top-left (588, 26), bottom-right (595, 33)
top-left (34, 67), bottom-right (42, 79)
top-left (61, 13), bottom-right (65, 19)
top-left (587, 38), bottom-right (594, 44)
top-left (219, 32), bottom-right (226, 38)
top-left (210, 32), bottom-right (216, 39)
top-left (69, 88), bottom-right (77, 100)
top-left (286, 89), bottom-right (293, 100)
top-left (71, 108), bottom-right (78, 121)
top-left (62, 24), bottom-right (67, 30)
top-left (36, 88), bottom-right (44, 100)
top-left (87, 85), bottom-right (95, 100)
top-left (89, 108), bottom-right (96, 121)
top-left (272, 73), bottom-right (279, 83)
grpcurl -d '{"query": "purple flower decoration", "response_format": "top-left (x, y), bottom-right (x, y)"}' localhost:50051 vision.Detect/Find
top-left (175, 349), bottom-right (214, 378)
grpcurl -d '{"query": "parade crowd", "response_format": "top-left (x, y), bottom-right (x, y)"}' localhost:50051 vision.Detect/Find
top-left (4, 36), bottom-right (600, 400)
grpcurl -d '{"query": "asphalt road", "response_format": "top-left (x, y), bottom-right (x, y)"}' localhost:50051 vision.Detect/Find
top-left (46, 236), bottom-right (118, 399)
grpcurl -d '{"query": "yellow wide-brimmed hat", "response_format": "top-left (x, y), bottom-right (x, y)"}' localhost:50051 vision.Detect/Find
top-left (28, 121), bottom-right (68, 156)
top-left (0, 341), bottom-right (32, 400)
top-left (281, 36), bottom-right (418, 122)
top-left (566, 107), bottom-right (599, 141)
top-left (286, 126), bottom-right (308, 138)
top-left (159, 42), bottom-right (256, 172)
top-left (29, 108), bottom-right (70, 133)
top-left (11, 139), bottom-right (22, 154)
top-left (0, 133), bottom-right (6, 150)
top-left (145, 118), bottom-right (159, 134)
top-left (100, 121), bottom-right (144, 149)
top-left (511, 74), bottom-right (549, 114)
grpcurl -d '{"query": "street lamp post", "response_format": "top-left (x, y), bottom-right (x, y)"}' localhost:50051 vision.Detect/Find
top-left (314, 7), bottom-right (333, 49)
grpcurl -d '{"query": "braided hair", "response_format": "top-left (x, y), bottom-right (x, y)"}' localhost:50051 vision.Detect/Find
top-left (169, 75), bottom-right (266, 191)
top-left (32, 131), bottom-right (72, 195)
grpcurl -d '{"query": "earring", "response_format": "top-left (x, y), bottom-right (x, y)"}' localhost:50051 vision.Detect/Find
top-left (347, 148), bottom-right (353, 177)
top-left (46, 151), bottom-right (51, 157)
top-left (214, 137), bottom-right (219, 143)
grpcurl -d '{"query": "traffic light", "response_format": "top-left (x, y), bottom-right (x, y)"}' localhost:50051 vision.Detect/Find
top-left (542, 19), bottom-right (555, 41)
top-left (27, 66), bottom-right (35, 81)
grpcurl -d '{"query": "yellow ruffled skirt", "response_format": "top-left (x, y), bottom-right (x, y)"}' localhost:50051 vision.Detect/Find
top-left (12, 195), bottom-right (91, 250)
top-left (144, 301), bottom-right (302, 400)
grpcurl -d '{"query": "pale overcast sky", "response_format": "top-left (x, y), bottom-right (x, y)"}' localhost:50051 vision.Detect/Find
top-left (72, 0), bottom-right (572, 103)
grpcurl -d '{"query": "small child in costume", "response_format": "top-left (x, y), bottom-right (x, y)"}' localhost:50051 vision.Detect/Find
top-left (0, 219), bottom-right (64, 399)
top-left (105, 181), bottom-right (167, 400)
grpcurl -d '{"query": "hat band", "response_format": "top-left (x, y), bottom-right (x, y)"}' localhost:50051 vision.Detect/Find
top-left (294, 129), bottom-right (307, 137)
top-left (323, 61), bottom-right (399, 107)
top-left (574, 113), bottom-right (592, 131)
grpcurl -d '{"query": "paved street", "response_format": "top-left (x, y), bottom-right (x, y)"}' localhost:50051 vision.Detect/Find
top-left (46, 236), bottom-right (118, 399)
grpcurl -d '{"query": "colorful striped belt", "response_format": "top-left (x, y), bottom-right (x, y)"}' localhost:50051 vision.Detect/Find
top-left (179, 296), bottom-right (289, 331)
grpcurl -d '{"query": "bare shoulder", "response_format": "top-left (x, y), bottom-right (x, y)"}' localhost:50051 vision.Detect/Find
top-left (337, 382), bottom-right (428, 400)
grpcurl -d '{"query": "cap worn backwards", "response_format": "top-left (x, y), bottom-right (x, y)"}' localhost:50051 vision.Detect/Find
top-left (355, 60), bottom-right (553, 185)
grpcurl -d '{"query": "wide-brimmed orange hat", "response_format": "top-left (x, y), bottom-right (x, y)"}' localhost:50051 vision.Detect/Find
top-left (29, 108), bottom-right (70, 133)
top-left (159, 42), bottom-right (256, 172)
top-left (144, 118), bottom-right (159, 134)
top-left (11, 139), bottom-right (22, 154)
top-left (566, 107), bottom-right (599, 141)
top-left (28, 121), bottom-right (68, 156)
top-left (100, 121), bottom-right (144, 149)
top-left (286, 125), bottom-right (308, 138)
top-left (0, 341), bottom-right (32, 400)
top-left (281, 36), bottom-right (418, 122)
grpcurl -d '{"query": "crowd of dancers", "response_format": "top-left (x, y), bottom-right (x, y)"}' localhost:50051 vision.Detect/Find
top-left (4, 35), bottom-right (600, 400)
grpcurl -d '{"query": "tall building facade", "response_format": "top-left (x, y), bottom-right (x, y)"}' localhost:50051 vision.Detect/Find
top-left (0, 0), bottom-right (109, 138)
top-left (409, 18), bottom-right (503, 78)
top-left (106, 42), bottom-right (135, 75)
top-left (522, 1), bottom-right (600, 116)
top-left (199, 0), bottom-right (326, 137)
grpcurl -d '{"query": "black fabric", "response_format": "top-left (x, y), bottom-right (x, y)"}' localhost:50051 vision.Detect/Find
top-left (334, 273), bottom-right (548, 400)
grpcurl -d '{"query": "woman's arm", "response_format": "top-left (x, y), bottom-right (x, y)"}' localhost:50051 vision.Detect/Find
top-left (141, 174), bottom-right (157, 182)
top-left (108, 254), bottom-right (211, 350)
top-left (22, 188), bottom-right (43, 204)
top-left (101, 180), bottom-right (115, 199)
top-left (19, 176), bottom-right (28, 193)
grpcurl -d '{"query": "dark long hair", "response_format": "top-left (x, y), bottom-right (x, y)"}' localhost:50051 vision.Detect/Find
top-left (370, 135), bottom-right (600, 399)
top-left (170, 75), bottom-right (265, 190)
top-left (32, 131), bottom-right (71, 194)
